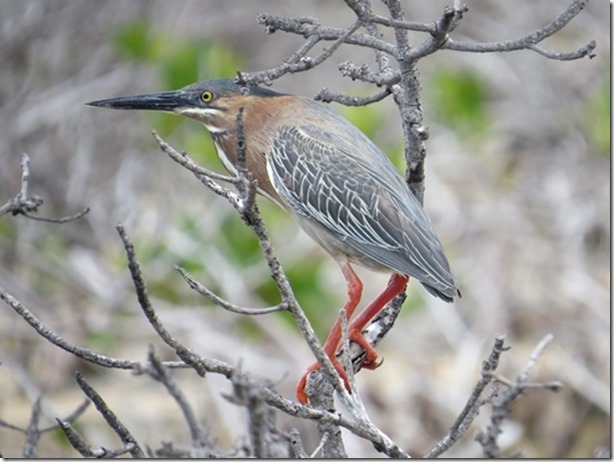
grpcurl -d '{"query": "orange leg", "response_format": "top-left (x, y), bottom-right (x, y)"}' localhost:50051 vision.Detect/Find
top-left (296, 261), bottom-right (363, 404)
top-left (346, 273), bottom-right (408, 368)
top-left (296, 263), bottom-right (409, 404)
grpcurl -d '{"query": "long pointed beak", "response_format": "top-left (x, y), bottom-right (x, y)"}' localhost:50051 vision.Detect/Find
top-left (86, 90), bottom-right (189, 112)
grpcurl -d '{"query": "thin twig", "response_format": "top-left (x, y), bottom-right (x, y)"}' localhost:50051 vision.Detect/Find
top-left (0, 153), bottom-right (89, 222)
top-left (315, 87), bottom-right (392, 105)
top-left (151, 132), bottom-right (349, 403)
top-left (42, 399), bottom-right (90, 433)
top-left (146, 345), bottom-right (211, 450)
top-left (153, 131), bottom-right (244, 209)
top-left (528, 41), bottom-right (596, 60)
top-left (56, 419), bottom-right (96, 457)
top-left (425, 335), bottom-right (508, 458)
top-left (238, 20), bottom-right (364, 86)
top-left (234, 106), bottom-right (260, 222)
top-left (177, 266), bottom-right (288, 315)
top-left (22, 396), bottom-right (42, 458)
top-left (21, 207), bottom-right (90, 223)
top-left (0, 154), bottom-right (43, 217)
top-left (406, 5), bottom-right (466, 61)
top-left (475, 334), bottom-right (562, 458)
top-left (75, 372), bottom-right (145, 458)
top-left (288, 428), bottom-right (309, 458)
top-left (313, 311), bottom-right (348, 459)
top-left (337, 61), bottom-right (398, 86)
top-left (444, 0), bottom-right (595, 60)
top-left (227, 365), bottom-right (291, 458)
top-left (0, 285), bottom-right (137, 370)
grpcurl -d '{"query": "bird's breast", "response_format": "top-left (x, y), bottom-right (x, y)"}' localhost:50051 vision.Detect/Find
top-left (211, 132), bottom-right (283, 206)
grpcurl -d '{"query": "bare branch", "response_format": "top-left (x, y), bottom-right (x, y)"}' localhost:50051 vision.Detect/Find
top-left (288, 428), bottom-right (309, 458)
top-left (315, 87), bottom-right (392, 105)
top-left (0, 153), bottom-right (89, 222)
top-left (59, 414), bottom-right (136, 459)
top-left (405, 5), bottom-right (467, 61)
top-left (176, 266), bottom-right (288, 315)
top-left (254, 14), bottom-right (397, 57)
top-left (0, 154), bottom-right (43, 217)
top-left (383, 0), bottom-right (430, 204)
top-left (0, 420), bottom-right (25, 432)
top-left (43, 400), bottom-right (90, 433)
top-left (337, 61), bottom-right (398, 86)
top-left (146, 345), bottom-right (213, 452)
top-left (75, 372), bottom-right (145, 458)
top-left (234, 106), bottom-right (260, 223)
top-left (444, 0), bottom-right (595, 60)
top-left (115, 224), bottom-right (231, 373)
top-left (22, 396), bottom-right (42, 458)
top-left (0, 397), bottom-right (90, 444)
top-left (0, 285), bottom-right (137, 370)
top-left (345, 0), bottom-right (435, 33)
top-left (475, 334), bottom-right (563, 458)
top-left (237, 20), bottom-right (364, 86)
top-left (520, 333), bottom-right (555, 381)
top-left (153, 131), bottom-right (244, 209)
top-left (226, 366), bottom-right (291, 458)
top-left (305, 314), bottom-right (348, 459)
top-left (56, 419), bottom-right (96, 457)
top-left (1, 241), bottom-right (407, 454)
top-left (151, 132), bottom-right (349, 404)
top-left (528, 41), bottom-right (596, 60)
top-left (425, 335), bottom-right (508, 458)
top-left (22, 207), bottom-right (90, 223)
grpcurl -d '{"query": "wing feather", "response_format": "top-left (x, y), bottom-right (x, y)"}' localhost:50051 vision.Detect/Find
top-left (266, 123), bottom-right (458, 301)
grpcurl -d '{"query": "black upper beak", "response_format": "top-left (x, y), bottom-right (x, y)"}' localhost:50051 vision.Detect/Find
top-left (86, 90), bottom-right (188, 111)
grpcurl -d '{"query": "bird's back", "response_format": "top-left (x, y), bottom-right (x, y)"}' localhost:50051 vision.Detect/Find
top-left (266, 97), bottom-right (459, 301)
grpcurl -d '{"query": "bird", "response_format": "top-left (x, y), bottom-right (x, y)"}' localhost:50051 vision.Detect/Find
top-left (87, 79), bottom-right (460, 404)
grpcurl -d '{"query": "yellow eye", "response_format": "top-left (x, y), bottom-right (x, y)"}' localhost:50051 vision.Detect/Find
top-left (201, 91), bottom-right (213, 103)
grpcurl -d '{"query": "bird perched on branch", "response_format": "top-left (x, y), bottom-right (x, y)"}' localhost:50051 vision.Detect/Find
top-left (87, 79), bottom-right (460, 404)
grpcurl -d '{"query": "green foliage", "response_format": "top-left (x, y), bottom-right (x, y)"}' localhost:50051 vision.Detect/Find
top-left (585, 76), bottom-right (610, 157)
top-left (112, 20), bottom-right (157, 62)
top-left (112, 20), bottom-right (242, 139)
top-left (87, 330), bottom-right (121, 350)
top-left (339, 101), bottom-right (405, 172)
top-left (52, 424), bottom-right (79, 448)
top-left (111, 19), bottom-right (246, 196)
top-left (400, 284), bottom-right (426, 315)
top-left (108, 22), bottom-right (370, 338)
top-left (0, 213), bottom-right (16, 240)
top-left (182, 130), bottom-right (226, 169)
top-left (217, 214), bottom-right (263, 266)
top-left (255, 255), bottom-right (340, 336)
top-left (426, 68), bottom-right (490, 139)
top-left (340, 101), bottom-right (385, 140)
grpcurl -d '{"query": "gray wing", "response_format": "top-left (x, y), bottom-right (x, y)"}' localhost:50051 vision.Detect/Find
top-left (266, 124), bottom-right (459, 301)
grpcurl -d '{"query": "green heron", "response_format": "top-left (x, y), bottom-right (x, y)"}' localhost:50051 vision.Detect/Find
top-left (87, 79), bottom-right (460, 404)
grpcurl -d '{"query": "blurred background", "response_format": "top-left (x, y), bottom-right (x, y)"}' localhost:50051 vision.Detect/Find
top-left (0, 0), bottom-right (609, 457)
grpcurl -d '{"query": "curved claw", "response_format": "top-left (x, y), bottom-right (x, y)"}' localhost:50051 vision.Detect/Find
top-left (296, 356), bottom-right (352, 404)
top-left (296, 329), bottom-right (383, 403)
top-left (296, 273), bottom-right (408, 404)
top-left (347, 326), bottom-right (382, 368)
top-left (362, 355), bottom-right (384, 370)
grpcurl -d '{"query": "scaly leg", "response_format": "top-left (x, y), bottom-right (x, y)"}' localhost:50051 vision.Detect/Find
top-left (346, 273), bottom-right (409, 369)
top-left (296, 260), bottom-right (362, 404)
top-left (296, 266), bottom-right (409, 404)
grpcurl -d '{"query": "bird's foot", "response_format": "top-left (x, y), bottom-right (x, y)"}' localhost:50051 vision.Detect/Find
top-left (296, 356), bottom-right (350, 404)
top-left (296, 330), bottom-right (381, 404)
top-left (347, 327), bottom-right (383, 370)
